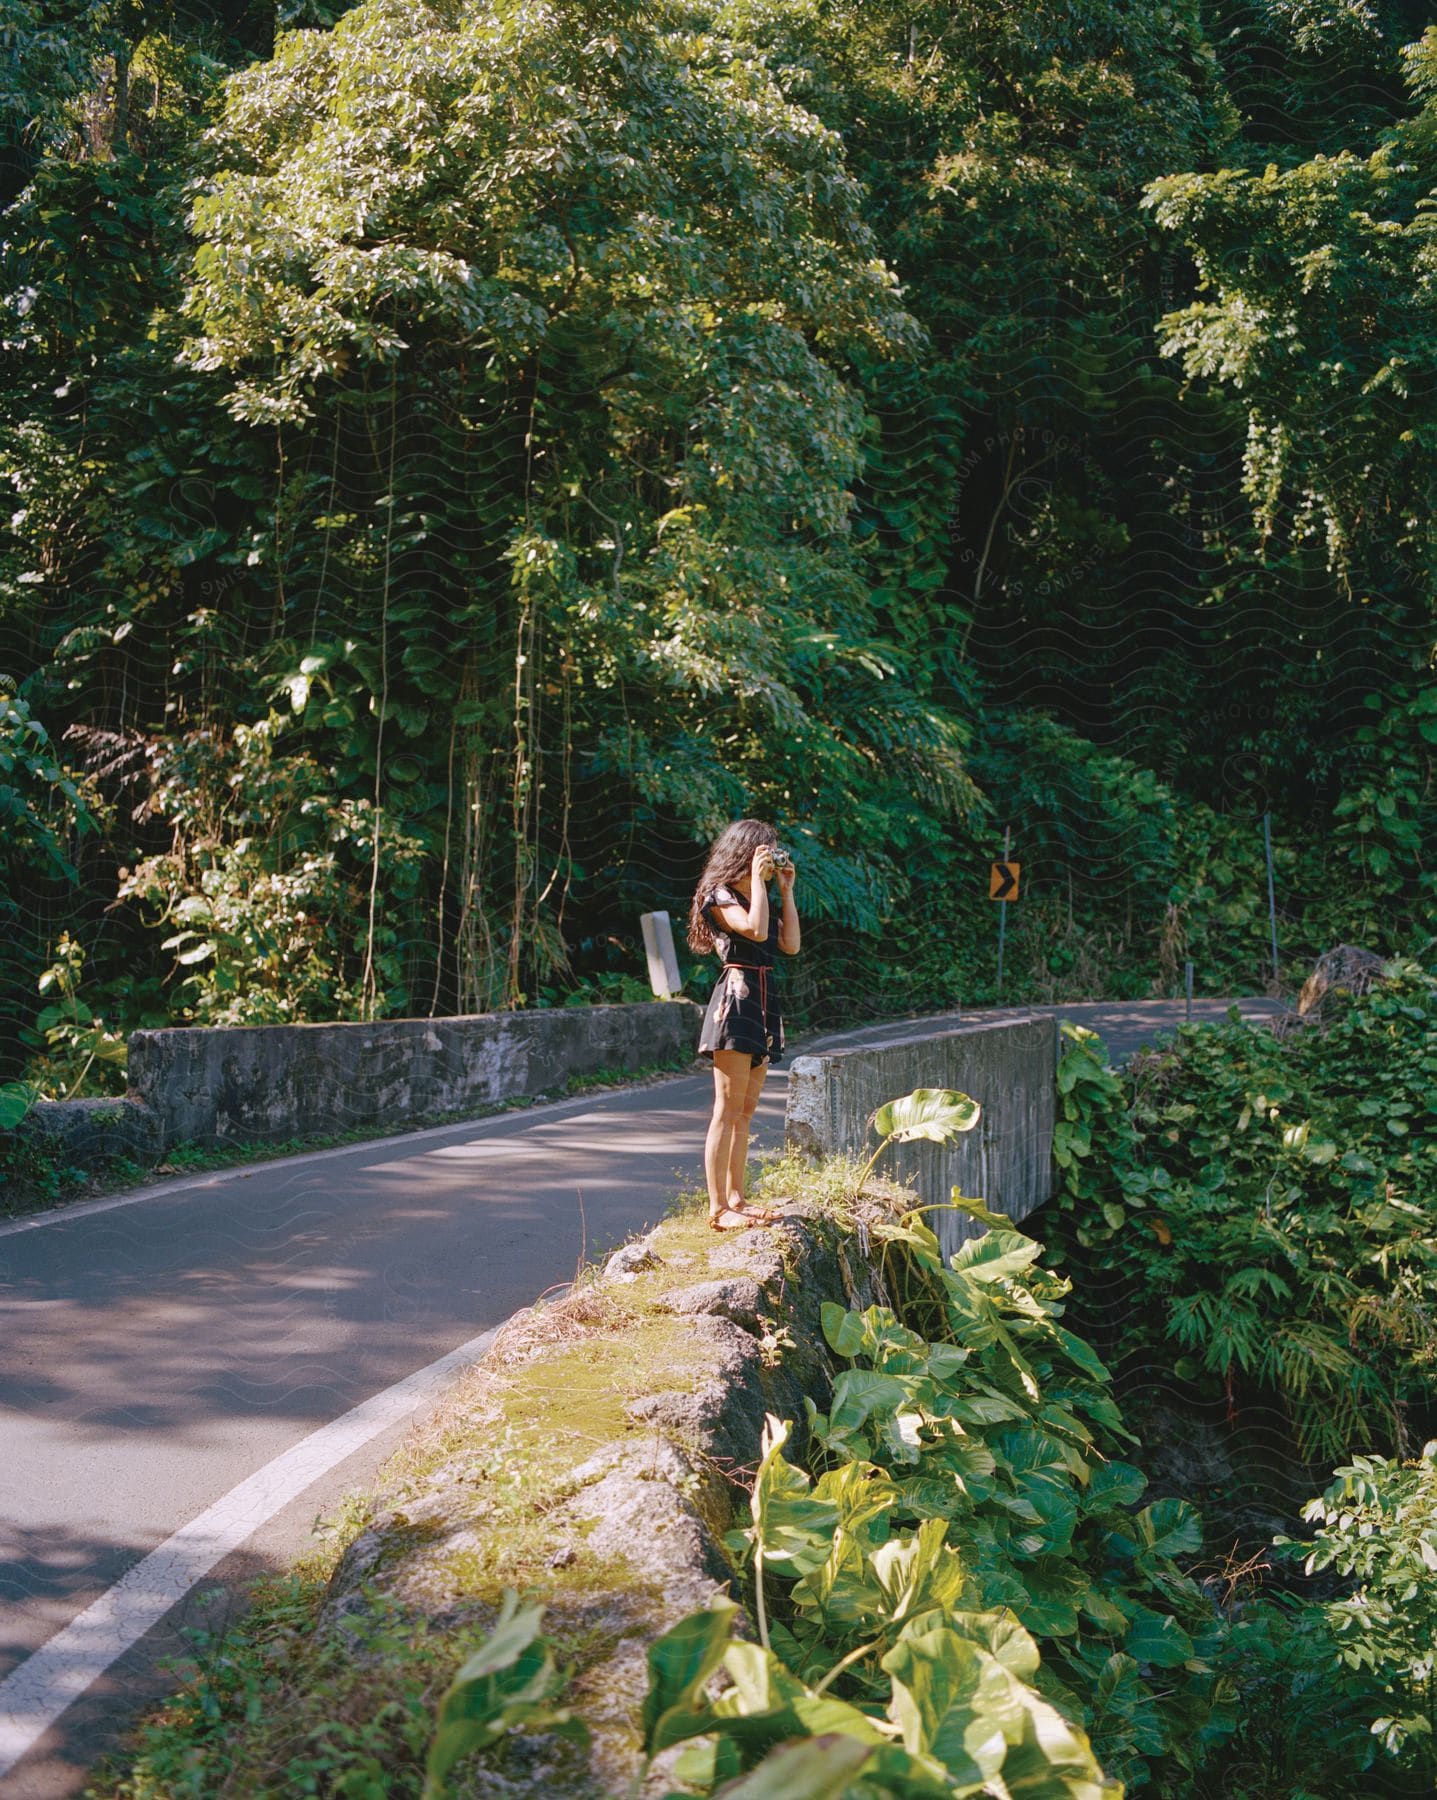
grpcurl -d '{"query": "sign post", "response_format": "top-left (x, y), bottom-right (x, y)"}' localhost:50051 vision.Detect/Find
top-left (990, 829), bottom-right (1021, 1001)
top-left (1262, 812), bottom-right (1279, 987)
top-left (640, 911), bottom-right (682, 998)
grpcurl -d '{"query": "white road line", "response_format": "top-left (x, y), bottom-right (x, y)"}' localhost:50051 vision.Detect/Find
top-left (0, 1323), bottom-right (502, 1779)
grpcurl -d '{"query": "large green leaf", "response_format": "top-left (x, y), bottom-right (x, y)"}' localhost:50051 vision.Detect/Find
top-left (1011, 1480), bottom-right (1079, 1559)
top-left (878, 1407), bottom-right (929, 1466)
top-left (869, 1088), bottom-right (981, 1146)
top-left (882, 1628), bottom-right (1008, 1783)
top-left (949, 1192), bottom-right (1021, 1232)
top-left (1088, 1653), bottom-right (1167, 1759)
top-left (929, 1435), bottom-right (1000, 1500)
top-left (945, 1393), bottom-right (1030, 1426)
top-left (812, 1459), bottom-right (903, 1533)
top-left (422, 1593), bottom-right (581, 1797)
top-left (945, 1608), bottom-right (1042, 1680)
top-left (892, 1473), bottom-right (965, 1518)
top-left (997, 1705), bottom-right (1121, 1799)
top-left (641, 1599), bottom-right (739, 1754)
top-left (1132, 1497), bottom-right (1203, 1564)
top-left (1010, 1559), bottom-right (1092, 1637)
top-left (0, 1081), bottom-right (39, 1131)
top-left (820, 1302), bottom-right (866, 1358)
top-left (748, 1416), bottom-right (840, 1573)
top-left (869, 1517), bottom-right (968, 1622)
top-left (708, 1732), bottom-right (876, 1798)
top-left (1079, 1590), bottom-right (1131, 1635)
top-left (1122, 1604), bottom-right (1194, 1668)
top-left (828, 1370), bottom-right (914, 1436)
top-left (1083, 1461), bottom-right (1148, 1513)
top-left (1049, 1326), bottom-right (1112, 1384)
top-left (951, 1229), bottom-right (1042, 1284)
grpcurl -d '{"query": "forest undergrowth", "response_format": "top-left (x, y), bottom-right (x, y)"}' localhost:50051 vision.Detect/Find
top-left (1042, 955), bottom-right (1437, 1796)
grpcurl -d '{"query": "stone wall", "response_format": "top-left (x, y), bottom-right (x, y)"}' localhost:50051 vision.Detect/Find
top-left (10, 1000), bottom-right (702, 1175)
top-left (783, 1013), bottom-right (1057, 1261)
top-left (17, 1096), bottom-right (166, 1175)
top-left (313, 1202), bottom-right (885, 1798)
top-left (127, 999), bottom-right (703, 1152)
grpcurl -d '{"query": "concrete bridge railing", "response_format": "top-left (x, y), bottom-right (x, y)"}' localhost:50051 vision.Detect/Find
top-left (783, 1014), bottom-right (1057, 1261)
top-left (10, 999), bottom-right (703, 1180)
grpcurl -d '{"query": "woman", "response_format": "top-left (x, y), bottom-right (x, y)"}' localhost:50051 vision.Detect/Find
top-left (687, 819), bottom-right (800, 1230)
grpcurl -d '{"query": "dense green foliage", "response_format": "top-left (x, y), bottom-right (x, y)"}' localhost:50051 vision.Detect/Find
top-left (3, 0), bottom-right (1436, 1089)
top-left (730, 1202), bottom-right (1222, 1794)
top-left (423, 1173), bottom-right (1437, 1798)
top-left (1280, 1443), bottom-right (1437, 1775)
top-left (1049, 965), bottom-right (1437, 1465)
top-left (1046, 975), bottom-right (1437, 1794)
top-left (637, 1019), bottom-right (1437, 1799)
top-left (442, 1194), bottom-right (1227, 1799)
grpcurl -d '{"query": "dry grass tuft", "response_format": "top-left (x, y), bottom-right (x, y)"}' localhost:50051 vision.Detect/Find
top-left (487, 1281), bottom-right (641, 1365)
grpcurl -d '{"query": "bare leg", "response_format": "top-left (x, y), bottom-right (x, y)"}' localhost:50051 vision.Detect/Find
top-left (725, 1056), bottom-right (769, 1205)
top-left (706, 1050), bottom-right (752, 1217)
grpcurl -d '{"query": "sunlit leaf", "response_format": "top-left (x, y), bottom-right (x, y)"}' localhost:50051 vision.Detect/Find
top-left (869, 1088), bottom-right (982, 1145)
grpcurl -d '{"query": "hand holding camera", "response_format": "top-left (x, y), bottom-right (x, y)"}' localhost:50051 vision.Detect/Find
top-left (754, 844), bottom-right (795, 885)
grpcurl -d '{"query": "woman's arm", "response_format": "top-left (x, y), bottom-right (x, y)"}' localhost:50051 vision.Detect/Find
top-left (712, 845), bottom-right (772, 942)
top-left (777, 864), bottom-right (799, 955)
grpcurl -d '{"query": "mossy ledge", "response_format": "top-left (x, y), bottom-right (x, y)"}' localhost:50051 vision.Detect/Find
top-left (86, 1157), bottom-right (906, 1799)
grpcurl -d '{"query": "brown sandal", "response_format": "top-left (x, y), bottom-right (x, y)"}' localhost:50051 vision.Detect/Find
top-left (708, 1203), bottom-right (778, 1231)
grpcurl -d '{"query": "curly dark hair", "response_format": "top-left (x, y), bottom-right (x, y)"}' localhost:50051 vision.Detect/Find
top-left (686, 818), bottom-right (780, 954)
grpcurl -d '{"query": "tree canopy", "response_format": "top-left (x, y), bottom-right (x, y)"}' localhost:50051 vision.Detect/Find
top-left (1, 0), bottom-right (1433, 1070)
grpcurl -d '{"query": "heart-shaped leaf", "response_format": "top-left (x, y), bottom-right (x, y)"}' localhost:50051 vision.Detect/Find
top-left (869, 1088), bottom-right (982, 1146)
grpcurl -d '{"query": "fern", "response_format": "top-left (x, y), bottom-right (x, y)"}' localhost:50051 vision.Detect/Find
top-left (1054, 962), bottom-right (1437, 1462)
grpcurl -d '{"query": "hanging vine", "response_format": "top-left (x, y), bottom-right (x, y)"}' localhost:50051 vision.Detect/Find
top-left (359, 359), bottom-right (398, 1022)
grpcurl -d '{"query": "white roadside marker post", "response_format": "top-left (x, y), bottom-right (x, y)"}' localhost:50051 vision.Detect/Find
top-left (640, 910), bottom-right (682, 998)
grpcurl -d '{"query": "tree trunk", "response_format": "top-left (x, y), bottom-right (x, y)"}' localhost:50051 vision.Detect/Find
top-left (110, 42), bottom-right (131, 156)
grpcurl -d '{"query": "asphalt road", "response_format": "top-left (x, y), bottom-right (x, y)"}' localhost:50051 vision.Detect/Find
top-left (0, 996), bottom-right (1285, 1796)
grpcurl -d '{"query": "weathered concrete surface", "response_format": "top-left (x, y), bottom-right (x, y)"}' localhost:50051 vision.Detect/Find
top-left (784, 1014), bottom-right (1056, 1260)
top-left (12, 1097), bottom-right (165, 1175)
top-left (117, 999), bottom-right (703, 1153)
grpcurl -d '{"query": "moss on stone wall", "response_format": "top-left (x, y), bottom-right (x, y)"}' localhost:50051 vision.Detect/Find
top-left (84, 1158), bottom-right (905, 1799)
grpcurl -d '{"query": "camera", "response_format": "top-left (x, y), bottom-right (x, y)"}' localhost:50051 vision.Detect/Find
top-left (759, 846), bottom-right (793, 881)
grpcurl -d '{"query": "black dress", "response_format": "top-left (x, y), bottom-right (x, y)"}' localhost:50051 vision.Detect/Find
top-left (696, 882), bottom-right (785, 1067)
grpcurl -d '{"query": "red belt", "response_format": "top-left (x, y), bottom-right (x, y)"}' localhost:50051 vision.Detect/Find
top-left (721, 962), bottom-right (771, 1014)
